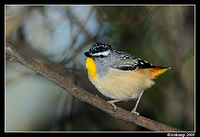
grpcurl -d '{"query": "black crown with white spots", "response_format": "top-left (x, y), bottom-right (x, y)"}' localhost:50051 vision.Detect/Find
top-left (89, 43), bottom-right (112, 54)
top-left (85, 42), bottom-right (171, 70)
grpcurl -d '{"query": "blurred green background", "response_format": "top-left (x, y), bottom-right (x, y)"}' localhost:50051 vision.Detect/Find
top-left (5, 5), bottom-right (194, 131)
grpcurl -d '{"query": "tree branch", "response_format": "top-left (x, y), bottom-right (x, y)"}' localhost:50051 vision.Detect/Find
top-left (6, 42), bottom-right (181, 131)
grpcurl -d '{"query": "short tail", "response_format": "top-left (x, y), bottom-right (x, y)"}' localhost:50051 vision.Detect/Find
top-left (147, 66), bottom-right (172, 79)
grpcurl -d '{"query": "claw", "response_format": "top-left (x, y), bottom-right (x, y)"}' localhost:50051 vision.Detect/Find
top-left (131, 109), bottom-right (140, 115)
top-left (107, 100), bottom-right (117, 111)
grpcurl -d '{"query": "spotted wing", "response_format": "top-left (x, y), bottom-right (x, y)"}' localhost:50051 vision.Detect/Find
top-left (110, 50), bottom-right (154, 71)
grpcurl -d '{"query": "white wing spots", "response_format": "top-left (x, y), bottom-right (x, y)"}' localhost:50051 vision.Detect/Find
top-left (122, 55), bottom-right (130, 59)
top-left (136, 59), bottom-right (154, 68)
top-left (140, 62), bottom-right (144, 65)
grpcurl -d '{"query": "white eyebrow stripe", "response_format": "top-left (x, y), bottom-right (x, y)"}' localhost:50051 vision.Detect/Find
top-left (92, 50), bottom-right (110, 56)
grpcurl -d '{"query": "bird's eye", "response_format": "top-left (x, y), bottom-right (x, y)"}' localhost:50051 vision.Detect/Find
top-left (100, 55), bottom-right (104, 58)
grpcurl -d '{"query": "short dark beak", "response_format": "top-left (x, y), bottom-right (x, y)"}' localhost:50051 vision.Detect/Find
top-left (84, 52), bottom-right (91, 57)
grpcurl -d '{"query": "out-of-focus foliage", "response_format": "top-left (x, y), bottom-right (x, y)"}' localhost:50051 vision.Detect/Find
top-left (5, 5), bottom-right (194, 131)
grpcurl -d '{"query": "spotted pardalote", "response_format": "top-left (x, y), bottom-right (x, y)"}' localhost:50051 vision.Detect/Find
top-left (84, 43), bottom-right (171, 115)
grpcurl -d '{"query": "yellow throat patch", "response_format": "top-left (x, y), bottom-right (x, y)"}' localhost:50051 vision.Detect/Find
top-left (86, 57), bottom-right (98, 78)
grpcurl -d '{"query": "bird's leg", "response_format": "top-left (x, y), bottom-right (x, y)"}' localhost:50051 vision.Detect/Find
top-left (107, 96), bottom-right (136, 111)
top-left (131, 91), bottom-right (144, 115)
top-left (107, 100), bottom-right (118, 110)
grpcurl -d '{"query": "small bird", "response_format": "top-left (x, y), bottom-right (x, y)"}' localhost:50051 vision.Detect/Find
top-left (84, 43), bottom-right (171, 115)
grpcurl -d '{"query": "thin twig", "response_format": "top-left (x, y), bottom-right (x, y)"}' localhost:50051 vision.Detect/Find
top-left (6, 42), bottom-right (181, 131)
top-left (60, 6), bottom-right (94, 59)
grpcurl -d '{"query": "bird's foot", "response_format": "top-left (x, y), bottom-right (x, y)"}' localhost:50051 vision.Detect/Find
top-left (131, 109), bottom-right (140, 115)
top-left (107, 100), bottom-right (118, 111)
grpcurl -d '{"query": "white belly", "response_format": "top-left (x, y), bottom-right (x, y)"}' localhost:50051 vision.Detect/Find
top-left (89, 67), bottom-right (155, 99)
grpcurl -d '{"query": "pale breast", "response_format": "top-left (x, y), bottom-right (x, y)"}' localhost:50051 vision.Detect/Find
top-left (89, 67), bottom-right (155, 99)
